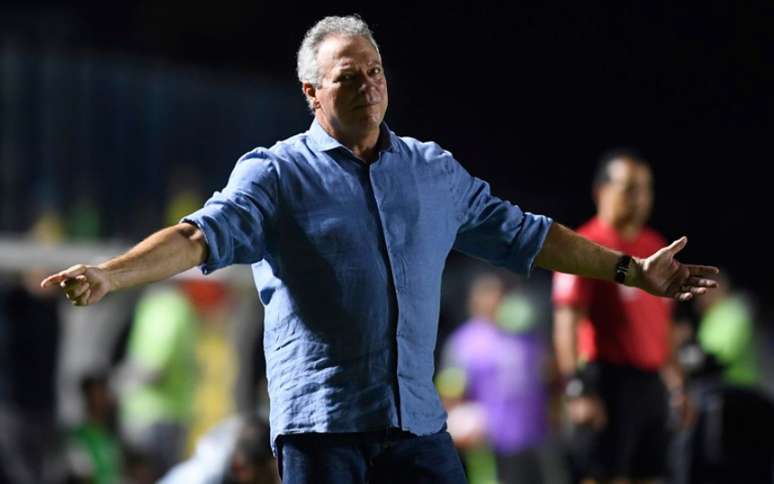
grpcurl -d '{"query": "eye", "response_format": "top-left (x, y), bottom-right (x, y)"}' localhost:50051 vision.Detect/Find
top-left (339, 73), bottom-right (355, 82)
top-left (370, 66), bottom-right (383, 76)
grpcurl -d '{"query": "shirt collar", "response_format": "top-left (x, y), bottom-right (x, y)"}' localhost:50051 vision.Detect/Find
top-left (308, 118), bottom-right (396, 155)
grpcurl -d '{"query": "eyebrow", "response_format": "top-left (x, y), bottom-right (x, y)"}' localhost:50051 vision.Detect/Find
top-left (336, 58), bottom-right (382, 69)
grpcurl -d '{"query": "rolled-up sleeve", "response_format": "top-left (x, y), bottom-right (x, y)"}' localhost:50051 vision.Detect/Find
top-left (182, 149), bottom-right (278, 274)
top-left (443, 150), bottom-right (552, 276)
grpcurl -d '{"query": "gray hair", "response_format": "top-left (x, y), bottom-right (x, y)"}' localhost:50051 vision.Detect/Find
top-left (297, 15), bottom-right (380, 109)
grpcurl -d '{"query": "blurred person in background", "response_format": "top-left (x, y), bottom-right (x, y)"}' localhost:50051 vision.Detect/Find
top-left (65, 373), bottom-right (122, 484)
top-left (184, 279), bottom-right (239, 453)
top-left (159, 413), bottom-right (278, 484)
top-left (0, 213), bottom-right (67, 483)
top-left (439, 273), bottom-right (506, 484)
top-left (222, 415), bottom-right (279, 484)
top-left (113, 282), bottom-right (198, 482)
top-left (41, 16), bottom-right (719, 484)
top-left (439, 273), bottom-right (561, 484)
top-left (670, 272), bottom-right (774, 484)
top-left (692, 272), bottom-right (759, 387)
top-left (552, 150), bottom-right (686, 484)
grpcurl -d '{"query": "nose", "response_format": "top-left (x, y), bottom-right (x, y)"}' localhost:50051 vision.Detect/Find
top-left (358, 78), bottom-right (376, 94)
top-left (358, 71), bottom-right (382, 94)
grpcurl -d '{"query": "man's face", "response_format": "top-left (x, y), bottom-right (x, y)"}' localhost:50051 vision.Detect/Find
top-left (597, 158), bottom-right (653, 227)
top-left (306, 35), bottom-right (388, 136)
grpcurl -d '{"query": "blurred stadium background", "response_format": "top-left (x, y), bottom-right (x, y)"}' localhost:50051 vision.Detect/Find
top-left (0, 2), bottom-right (772, 483)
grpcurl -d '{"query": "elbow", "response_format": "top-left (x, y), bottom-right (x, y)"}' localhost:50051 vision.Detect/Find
top-left (176, 222), bottom-right (209, 265)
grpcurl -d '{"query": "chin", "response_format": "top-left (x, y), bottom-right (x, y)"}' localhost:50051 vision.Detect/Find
top-left (353, 114), bottom-right (383, 130)
top-left (362, 103), bottom-right (386, 120)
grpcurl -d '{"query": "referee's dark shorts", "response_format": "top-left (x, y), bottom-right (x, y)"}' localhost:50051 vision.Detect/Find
top-left (569, 361), bottom-right (671, 481)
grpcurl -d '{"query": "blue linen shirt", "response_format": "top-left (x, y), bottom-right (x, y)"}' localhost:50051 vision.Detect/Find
top-left (183, 119), bottom-right (553, 449)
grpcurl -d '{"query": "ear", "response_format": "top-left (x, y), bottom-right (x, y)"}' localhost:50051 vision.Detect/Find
top-left (302, 82), bottom-right (319, 110)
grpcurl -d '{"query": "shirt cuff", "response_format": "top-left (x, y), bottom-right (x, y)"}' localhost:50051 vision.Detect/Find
top-left (180, 209), bottom-right (225, 275)
top-left (513, 213), bottom-right (553, 277)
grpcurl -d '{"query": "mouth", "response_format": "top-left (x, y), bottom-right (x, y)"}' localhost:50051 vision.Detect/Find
top-left (354, 101), bottom-right (381, 109)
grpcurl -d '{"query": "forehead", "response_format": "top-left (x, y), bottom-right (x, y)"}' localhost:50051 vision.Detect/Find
top-left (607, 158), bottom-right (652, 184)
top-left (316, 35), bottom-right (381, 71)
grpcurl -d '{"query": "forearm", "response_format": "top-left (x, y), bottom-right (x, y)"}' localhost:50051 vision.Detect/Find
top-left (661, 321), bottom-right (686, 392)
top-left (535, 223), bottom-right (639, 285)
top-left (99, 222), bottom-right (208, 291)
top-left (554, 306), bottom-right (582, 377)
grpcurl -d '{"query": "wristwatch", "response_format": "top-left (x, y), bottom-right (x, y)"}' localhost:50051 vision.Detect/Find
top-left (563, 370), bottom-right (589, 399)
top-left (564, 376), bottom-right (586, 399)
top-left (614, 255), bottom-right (632, 284)
top-left (563, 367), bottom-right (598, 399)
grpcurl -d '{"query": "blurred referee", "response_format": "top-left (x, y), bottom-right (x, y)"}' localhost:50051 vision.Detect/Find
top-left (553, 151), bottom-right (688, 484)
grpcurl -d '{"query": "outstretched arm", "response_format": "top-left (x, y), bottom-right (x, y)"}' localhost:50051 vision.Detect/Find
top-left (535, 223), bottom-right (719, 301)
top-left (40, 222), bottom-right (207, 306)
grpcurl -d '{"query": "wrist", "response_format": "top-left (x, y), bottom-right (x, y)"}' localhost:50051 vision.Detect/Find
top-left (563, 376), bottom-right (585, 399)
top-left (614, 254), bottom-right (642, 287)
top-left (562, 368), bottom-right (596, 399)
top-left (625, 256), bottom-right (643, 287)
top-left (96, 263), bottom-right (119, 292)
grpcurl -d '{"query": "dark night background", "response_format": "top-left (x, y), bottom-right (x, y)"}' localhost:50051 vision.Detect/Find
top-left (1, 1), bottom-right (771, 308)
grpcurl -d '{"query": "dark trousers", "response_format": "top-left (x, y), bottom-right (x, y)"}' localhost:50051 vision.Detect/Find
top-left (277, 427), bottom-right (468, 484)
top-left (569, 362), bottom-right (670, 481)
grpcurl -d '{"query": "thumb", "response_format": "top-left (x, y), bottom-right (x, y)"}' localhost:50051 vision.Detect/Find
top-left (665, 236), bottom-right (688, 256)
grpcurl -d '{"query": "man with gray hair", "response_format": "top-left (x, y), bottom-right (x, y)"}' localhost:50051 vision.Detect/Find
top-left (42, 15), bottom-right (718, 484)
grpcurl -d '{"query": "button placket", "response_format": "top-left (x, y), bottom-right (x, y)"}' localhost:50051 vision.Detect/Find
top-left (368, 159), bottom-right (408, 428)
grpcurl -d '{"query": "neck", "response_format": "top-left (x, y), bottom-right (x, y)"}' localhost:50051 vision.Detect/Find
top-left (599, 213), bottom-right (642, 240)
top-left (471, 311), bottom-right (496, 322)
top-left (349, 134), bottom-right (380, 162)
top-left (317, 115), bottom-right (381, 163)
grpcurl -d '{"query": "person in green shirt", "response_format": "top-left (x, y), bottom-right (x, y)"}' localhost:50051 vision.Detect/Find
top-left (66, 374), bottom-right (122, 484)
top-left (115, 283), bottom-right (198, 479)
top-left (694, 273), bottom-right (759, 387)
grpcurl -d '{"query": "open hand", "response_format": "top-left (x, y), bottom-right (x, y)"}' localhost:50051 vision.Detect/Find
top-left (636, 236), bottom-right (719, 301)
